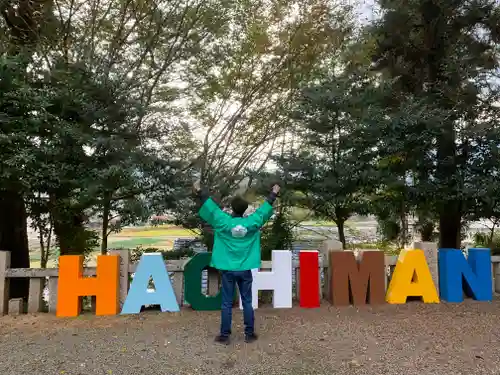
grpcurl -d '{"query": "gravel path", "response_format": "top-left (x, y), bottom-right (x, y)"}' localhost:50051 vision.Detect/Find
top-left (1, 300), bottom-right (500, 375)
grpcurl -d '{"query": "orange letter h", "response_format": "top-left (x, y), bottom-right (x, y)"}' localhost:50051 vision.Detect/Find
top-left (56, 255), bottom-right (120, 317)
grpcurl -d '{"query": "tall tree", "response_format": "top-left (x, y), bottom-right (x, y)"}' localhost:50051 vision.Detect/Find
top-left (39, 0), bottom-right (232, 251)
top-left (1, 0), bottom-right (224, 259)
top-left (369, 0), bottom-right (500, 248)
top-left (0, 0), bottom-right (55, 298)
top-left (274, 71), bottom-right (376, 249)
top-left (186, 0), bottom-right (354, 188)
top-left (174, 0), bottom-right (355, 244)
top-left (465, 108), bottom-right (500, 246)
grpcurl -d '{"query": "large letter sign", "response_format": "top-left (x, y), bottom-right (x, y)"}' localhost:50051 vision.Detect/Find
top-left (121, 253), bottom-right (179, 314)
top-left (46, 239), bottom-right (500, 320)
top-left (240, 250), bottom-right (293, 309)
top-left (57, 255), bottom-right (120, 317)
top-left (438, 248), bottom-right (492, 302)
top-left (183, 253), bottom-right (222, 310)
top-left (386, 249), bottom-right (439, 304)
top-left (330, 251), bottom-right (386, 306)
top-left (299, 250), bottom-right (320, 308)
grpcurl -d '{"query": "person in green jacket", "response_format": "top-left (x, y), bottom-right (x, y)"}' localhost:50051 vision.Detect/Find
top-left (193, 181), bottom-right (280, 344)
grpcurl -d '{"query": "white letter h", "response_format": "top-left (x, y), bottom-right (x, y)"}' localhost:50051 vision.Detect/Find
top-left (239, 250), bottom-right (293, 309)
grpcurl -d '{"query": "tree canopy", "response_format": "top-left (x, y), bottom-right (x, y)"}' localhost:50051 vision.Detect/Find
top-left (2, 0), bottom-right (500, 300)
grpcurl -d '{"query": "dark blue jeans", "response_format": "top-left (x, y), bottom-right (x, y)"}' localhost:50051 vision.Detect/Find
top-left (220, 270), bottom-right (254, 337)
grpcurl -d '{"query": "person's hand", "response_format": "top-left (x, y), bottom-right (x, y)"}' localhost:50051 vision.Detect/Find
top-left (193, 180), bottom-right (201, 193)
top-left (272, 184), bottom-right (280, 195)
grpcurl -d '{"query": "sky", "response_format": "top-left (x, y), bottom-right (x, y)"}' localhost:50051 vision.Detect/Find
top-left (352, 0), bottom-right (378, 23)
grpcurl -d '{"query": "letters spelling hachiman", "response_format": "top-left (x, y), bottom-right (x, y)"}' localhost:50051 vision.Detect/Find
top-left (55, 248), bottom-right (493, 317)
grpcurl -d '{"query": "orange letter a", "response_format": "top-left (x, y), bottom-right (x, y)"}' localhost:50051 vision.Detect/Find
top-left (56, 255), bottom-right (120, 317)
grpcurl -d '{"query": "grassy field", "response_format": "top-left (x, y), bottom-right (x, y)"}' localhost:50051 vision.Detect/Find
top-left (112, 226), bottom-right (198, 237)
top-left (28, 225), bottom-right (197, 267)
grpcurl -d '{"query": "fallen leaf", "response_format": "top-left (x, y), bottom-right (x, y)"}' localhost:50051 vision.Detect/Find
top-left (349, 359), bottom-right (362, 367)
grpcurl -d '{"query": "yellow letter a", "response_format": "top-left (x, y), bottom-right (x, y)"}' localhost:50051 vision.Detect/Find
top-left (386, 249), bottom-right (439, 304)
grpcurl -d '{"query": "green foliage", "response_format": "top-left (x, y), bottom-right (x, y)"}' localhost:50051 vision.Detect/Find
top-left (58, 225), bottom-right (100, 258)
top-left (289, 207), bottom-right (312, 222)
top-left (348, 241), bottom-right (399, 255)
top-left (376, 217), bottom-right (400, 243)
top-left (172, 0), bottom-right (356, 234)
top-left (473, 232), bottom-right (500, 255)
top-left (110, 237), bottom-right (163, 249)
top-left (0, 55), bottom-right (145, 255)
top-left (150, 217), bottom-right (170, 226)
top-left (260, 210), bottom-right (294, 260)
top-left (271, 68), bottom-right (377, 248)
top-left (0, 0), bottom-right (229, 261)
top-left (367, 0), bottom-right (500, 248)
top-left (129, 246), bottom-right (196, 263)
top-left (3, 0), bottom-right (500, 269)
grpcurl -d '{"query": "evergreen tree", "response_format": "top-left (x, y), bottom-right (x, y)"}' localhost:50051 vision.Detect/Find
top-left (369, 0), bottom-right (500, 247)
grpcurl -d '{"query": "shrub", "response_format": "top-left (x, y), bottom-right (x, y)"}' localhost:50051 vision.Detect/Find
top-left (473, 232), bottom-right (500, 255)
top-left (260, 209), bottom-right (294, 260)
top-left (129, 245), bottom-right (197, 263)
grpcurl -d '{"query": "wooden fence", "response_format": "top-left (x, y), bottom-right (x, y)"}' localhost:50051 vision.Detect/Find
top-left (1, 244), bottom-right (500, 316)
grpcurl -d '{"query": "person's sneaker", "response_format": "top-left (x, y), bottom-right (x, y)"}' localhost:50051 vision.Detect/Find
top-left (214, 335), bottom-right (230, 344)
top-left (244, 333), bottom-right (258, 343)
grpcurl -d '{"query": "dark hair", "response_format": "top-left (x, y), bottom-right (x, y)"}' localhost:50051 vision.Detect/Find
top-left (231, 196), bottom-right (248, 216)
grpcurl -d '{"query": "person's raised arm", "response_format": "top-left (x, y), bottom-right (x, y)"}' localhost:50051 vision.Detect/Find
top-left (247, 184), bottom-right (280, 228)
top-left (193, 180), bottom-right (228, 229)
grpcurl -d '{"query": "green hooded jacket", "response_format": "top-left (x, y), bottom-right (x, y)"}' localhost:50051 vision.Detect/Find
top-left (198, 194), bottom-right (276, 271)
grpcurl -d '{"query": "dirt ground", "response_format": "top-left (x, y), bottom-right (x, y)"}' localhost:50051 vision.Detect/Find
top-left (1, 300), bottom-right (500, 375)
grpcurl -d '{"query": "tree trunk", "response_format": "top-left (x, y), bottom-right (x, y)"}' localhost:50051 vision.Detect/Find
top-left (0, 189), bottom-right (30, 299)
top-left (399, 199), bottom-right (408, 248)
top-left (53, 216), bottom-right (86, 255)
top-left (0, 0), bottom-right (52, 297)
top-left (436, 118), bottom-right (461, 248)
top-left (437, 128), bottom-right (461, 249)
top-left (488, 224), bottom-right (496, 247)
top-left (336, 220), bottom-right (346, 249)
top-left (51, 194), bottom-right (88, 255)
top-left (100, 194), bottom-right (111, 254)
top-left (38, 221), bottom-right (46, 267)
top-left (42, 219), bottom-right (52, 268)
top-left (438, 202), bottom-right (461, 249)
top-left (419, 221), bottom-right (435, 242)
top-left (421, 2), bottom-right (462, 249)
